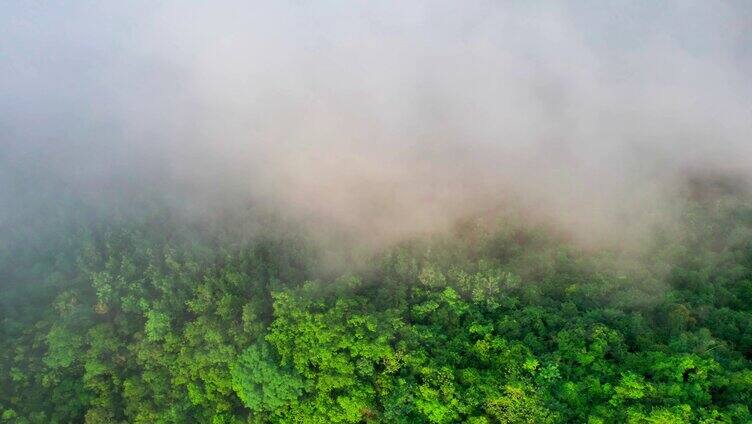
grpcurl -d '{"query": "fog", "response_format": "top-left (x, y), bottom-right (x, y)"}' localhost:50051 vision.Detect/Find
top-left (2, 1), bottom-right (752, 249)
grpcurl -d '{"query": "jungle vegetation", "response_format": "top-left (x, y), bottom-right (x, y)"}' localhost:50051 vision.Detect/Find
top-left (2, 179), bottom-right (752, 424)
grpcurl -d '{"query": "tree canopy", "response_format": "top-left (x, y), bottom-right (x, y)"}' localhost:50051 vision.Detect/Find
top-left (2, 189), bottom-right (752, 423)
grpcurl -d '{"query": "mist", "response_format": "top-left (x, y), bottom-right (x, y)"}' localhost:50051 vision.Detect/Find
top-left (6, 4), bottom-right (752, 422)
top-left (3, 1), bottom-right (752, 249)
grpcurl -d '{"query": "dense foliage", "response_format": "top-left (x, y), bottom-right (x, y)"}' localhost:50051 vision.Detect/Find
top-left (2, 188), bottom-right (752, 423)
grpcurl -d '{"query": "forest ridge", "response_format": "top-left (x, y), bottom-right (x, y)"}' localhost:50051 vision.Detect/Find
top-left (2, 181), bottom-right (752, 423)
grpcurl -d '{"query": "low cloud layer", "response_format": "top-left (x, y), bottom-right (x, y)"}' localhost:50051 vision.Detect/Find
top-left (2, 1), bottom-right (752, 248)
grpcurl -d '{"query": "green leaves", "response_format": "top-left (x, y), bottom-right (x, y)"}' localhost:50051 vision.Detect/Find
top-left (485, 384), bottom-right (557, 424)
top-left (230, 343), bottom-right (303, 415)
top-left (5, 198), bottom-right (752, 422)
top-left (144, 310), bottom-right (170, 342)
top-left (44, 324), bottom-right (83, 369)
top-left (263, 292), bottom-right (398, 422)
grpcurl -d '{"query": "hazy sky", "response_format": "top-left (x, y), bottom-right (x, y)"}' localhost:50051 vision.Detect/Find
top-left (2, 1), bottom-right (751, 245)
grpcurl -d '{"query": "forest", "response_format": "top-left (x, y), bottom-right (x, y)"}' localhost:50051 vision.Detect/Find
top-left (3, 2), bottom-right (752, 423)
top-left (2, 176), bottom-right (752, 424)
